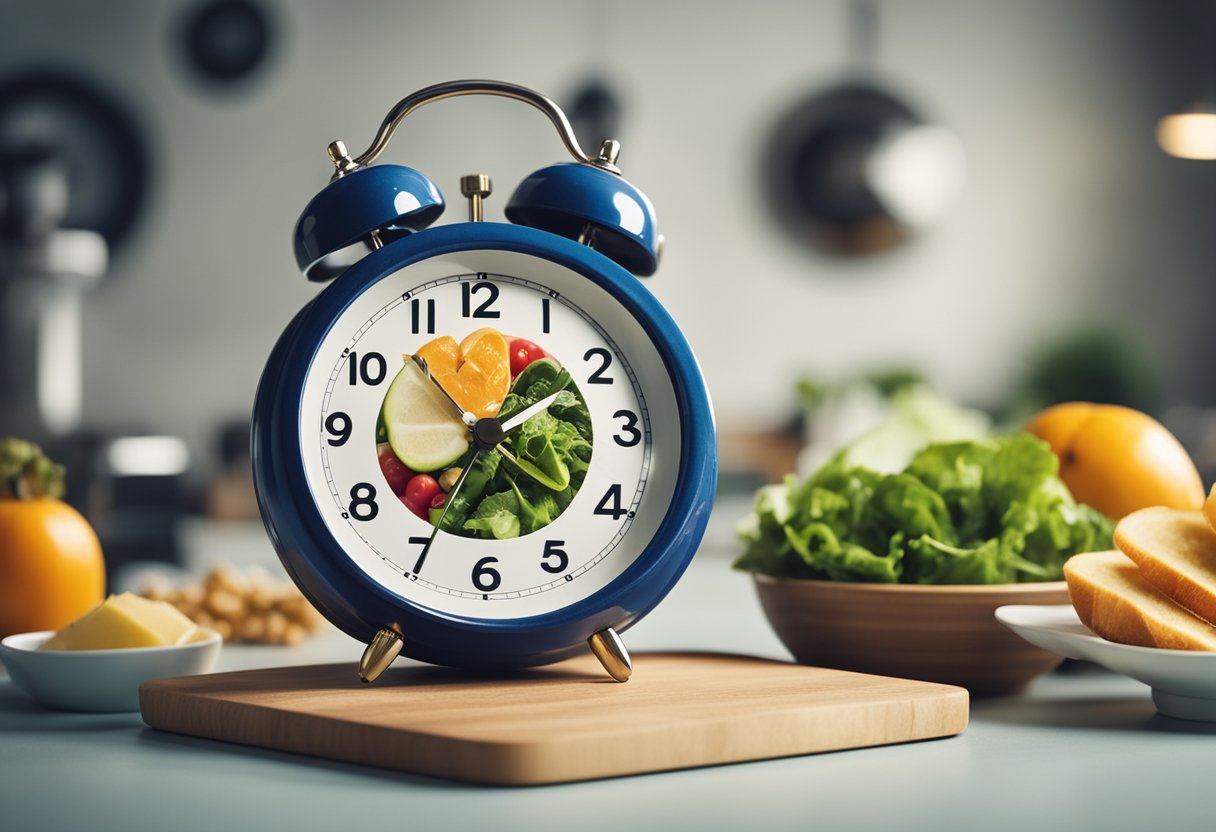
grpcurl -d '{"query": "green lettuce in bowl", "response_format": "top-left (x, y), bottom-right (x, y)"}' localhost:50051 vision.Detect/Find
top-left (735, 433), bottom-right (1113, 585)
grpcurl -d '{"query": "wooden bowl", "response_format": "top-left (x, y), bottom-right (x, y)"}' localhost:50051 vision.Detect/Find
top-left (754, 575), bottom-right (1070, 696)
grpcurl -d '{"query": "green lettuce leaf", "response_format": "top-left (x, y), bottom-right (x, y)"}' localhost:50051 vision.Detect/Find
top-left (735, 433), bottom-right (1114, 584)
top-left (511, 481), bottom-right (561, 535)
top-left (463, 490), bottom-right (521, 540)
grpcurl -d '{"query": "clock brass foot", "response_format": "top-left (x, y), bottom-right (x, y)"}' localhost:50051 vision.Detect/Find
top-left (588, 627), bottom-right (632, 682)
top-left (358, 627), bottom-right (403, 683)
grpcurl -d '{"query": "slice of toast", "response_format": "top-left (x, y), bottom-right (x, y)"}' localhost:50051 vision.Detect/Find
top-left (1114, 506), bottom-right (1216, 625)
top-left (1204, 484), bottom-right (1216, 536)
top-left (1064, 550), bottom-right (1216, 651)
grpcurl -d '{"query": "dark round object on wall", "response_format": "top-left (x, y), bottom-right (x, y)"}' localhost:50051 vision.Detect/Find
top-left (762, 83), bottom-right (918, 257)
top-left (0, 71), bottom-right (150, 251)
top-left (566, 77), bottom-right (623, 157)
top-left (181, 0), bottom-right (274, 85)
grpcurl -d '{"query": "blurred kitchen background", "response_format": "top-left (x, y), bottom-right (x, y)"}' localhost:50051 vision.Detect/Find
top-left (1, 0), bottom-right (1214, 576)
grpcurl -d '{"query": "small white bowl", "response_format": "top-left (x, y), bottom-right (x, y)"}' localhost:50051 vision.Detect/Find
top-left (0, 629), bottom-right (222, 713)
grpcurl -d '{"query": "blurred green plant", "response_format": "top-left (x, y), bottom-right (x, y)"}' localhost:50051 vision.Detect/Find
top-left (1009, 326), bottom-right (1162, 422)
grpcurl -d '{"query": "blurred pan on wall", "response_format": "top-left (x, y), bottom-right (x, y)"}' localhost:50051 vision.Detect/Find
top-left (173, 0), bottom-right (278, 91)
top-left (566, 75), bottom-right (624, 159)
top-left (762, 0), bottom-right (965, 257)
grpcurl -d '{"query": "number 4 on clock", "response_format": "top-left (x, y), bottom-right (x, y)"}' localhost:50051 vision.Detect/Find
top-left (593, 484), bottom-right (628, 520)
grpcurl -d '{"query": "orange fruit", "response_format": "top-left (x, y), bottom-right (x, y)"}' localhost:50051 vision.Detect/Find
top-left (414, 328), bottom-right (511, 419)
top-left (1026, 402), bottom-right (1204, 520)
top-left (414, 335), bottom-right (461, 376)
top-left (0, 498), bottom-right (106, 638)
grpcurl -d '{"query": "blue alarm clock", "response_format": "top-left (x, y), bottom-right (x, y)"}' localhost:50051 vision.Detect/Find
top-left (252, 80), bottom-right (716, 684)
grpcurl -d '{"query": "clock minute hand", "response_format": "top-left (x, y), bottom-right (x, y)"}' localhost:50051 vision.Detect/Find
top-left (417, 447), bottom-right (482, 558)
top-left (499, 391), bottom-right (563, 433)
top-left (409, 354), bottom-right (476, 428)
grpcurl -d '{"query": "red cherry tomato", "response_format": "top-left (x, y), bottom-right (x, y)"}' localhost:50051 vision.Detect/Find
top-left (405, 474), bottom-right (440, 508)
top-left (398, 492), bottom-right (428, 520)
top-left (509, 338), bottom-right (546, 377)
top-left (378, 447), bottom-right (414, 495)
top-left (430, 492), bottom-right (447, 509)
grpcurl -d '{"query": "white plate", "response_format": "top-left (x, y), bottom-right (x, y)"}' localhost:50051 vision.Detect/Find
top-left (996, 604), bottom-right (1216, 722)
top-left (0, 629), bottom-right (221, 713)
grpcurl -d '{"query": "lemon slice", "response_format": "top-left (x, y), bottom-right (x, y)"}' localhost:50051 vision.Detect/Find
top-left (382, 362), bottom-right (470, 472)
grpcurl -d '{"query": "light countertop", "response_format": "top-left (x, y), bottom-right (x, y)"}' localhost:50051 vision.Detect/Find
top-left (2, 500), bottom-right (1213, 832)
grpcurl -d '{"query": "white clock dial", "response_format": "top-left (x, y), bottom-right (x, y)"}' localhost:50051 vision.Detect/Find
top-left (299, 249), bottom-right (681, 620)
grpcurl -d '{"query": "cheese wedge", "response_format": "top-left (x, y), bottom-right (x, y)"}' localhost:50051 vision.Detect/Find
top-left (1064, 550), bottom-right (1216, 651)
top-left (40, 592), bottom-right (199, 650)
top-left (1113, 507), bottom-right (1216, 626)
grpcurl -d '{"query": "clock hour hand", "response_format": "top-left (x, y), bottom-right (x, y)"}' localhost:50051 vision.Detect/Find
top-left (409, 354), bottom-right (476, 428)
top-left (499, 391), bottom-right (563, 433)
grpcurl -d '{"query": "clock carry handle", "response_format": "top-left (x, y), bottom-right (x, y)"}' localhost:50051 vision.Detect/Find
top-left (292, 79), bottom-right (661, 282)
top-left (333, 79), bottom-right (615, 173)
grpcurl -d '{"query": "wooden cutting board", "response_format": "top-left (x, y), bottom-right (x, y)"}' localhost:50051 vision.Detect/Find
top-left (139, 651), bottom-right (968, 785)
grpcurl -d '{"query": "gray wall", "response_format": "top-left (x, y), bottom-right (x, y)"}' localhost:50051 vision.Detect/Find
top-left (2, 0), bottom-right (1213, 473)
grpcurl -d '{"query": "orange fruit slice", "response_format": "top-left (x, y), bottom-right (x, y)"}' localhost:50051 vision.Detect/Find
top-left (415, 336), bottom-right (461, 377)
top-left (413, 328), bottom-right (511, 419)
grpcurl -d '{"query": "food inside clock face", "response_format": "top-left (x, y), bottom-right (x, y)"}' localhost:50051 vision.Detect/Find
top-left (306, 268), bottom-right (662, 615)
top-left (374, 326), bottom-right (594, 540)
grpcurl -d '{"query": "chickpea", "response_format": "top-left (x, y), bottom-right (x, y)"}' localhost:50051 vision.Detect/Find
top-left (438, 467), bottom-right (462, 492)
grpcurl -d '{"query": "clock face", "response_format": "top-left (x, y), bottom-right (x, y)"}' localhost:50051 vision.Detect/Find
top-left (299, 249), bottom-right (681, 620)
